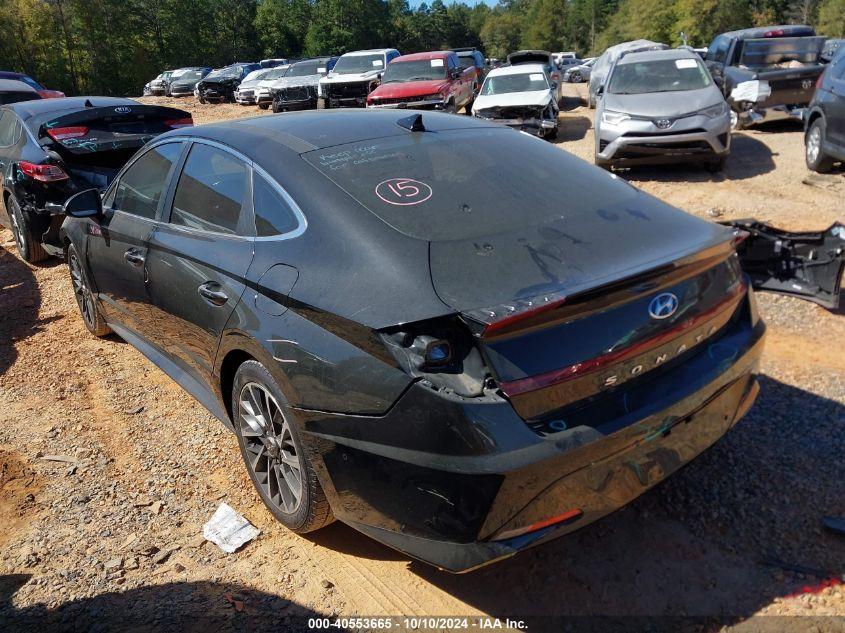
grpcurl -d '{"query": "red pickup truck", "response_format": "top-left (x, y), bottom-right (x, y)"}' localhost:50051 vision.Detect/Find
top-left (366, 51), bottom-right (475, 113)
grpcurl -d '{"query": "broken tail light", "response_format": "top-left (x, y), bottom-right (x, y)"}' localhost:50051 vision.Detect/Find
top-left (18, 161), bottom-right (69, 182)
top-left (165, 117), bottom-right (194, 128)
top-left (47, 126), bottom-right (88, 141)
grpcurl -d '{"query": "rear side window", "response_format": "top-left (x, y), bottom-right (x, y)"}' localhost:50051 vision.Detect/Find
top-left (112, 142), bottom-right (182, 219)
top-left (253, 173), bottom-right (299, 237)
top-left (170, 143), bottom-right (248, 235)
top-left (0, 111), bottom-right (20, 146)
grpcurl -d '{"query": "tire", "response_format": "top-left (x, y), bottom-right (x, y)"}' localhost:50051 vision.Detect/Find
top-left (258, 102), bottom-right (270, 110)
top-left (595, 157), bottom-right (612, 171)
top-left (546, 125), bottom-right (558, 140)
top-left (570, 71), bottom-right (582, 83)
top-left (272, 102), bottom-right (283, 113)
top-left (464, 99), bottom-right (474, 114)
top-left (232, 360), bottom-right (333, 533)
top-left (444, 101), bottom-right (457, 114)
top-left (805, 118), bottom-right (835, 173)
top-left (198, 96), bottom-right (207, 104)
top-left (67, 243), bottom-right (111, 337)
top-left (7, 194), bottom-right (47, 263)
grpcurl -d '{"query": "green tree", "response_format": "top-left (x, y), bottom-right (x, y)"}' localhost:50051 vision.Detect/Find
top-left (255, 0), bottom-right (312, 58)
top-left (304, 0), bottom-right (389, 55)
top-left (816, 0), bottom-right (845, 35)
top-left (480, 11), bottom-right (523, 59)
top-left (521, 0), bottom-right (568, 51)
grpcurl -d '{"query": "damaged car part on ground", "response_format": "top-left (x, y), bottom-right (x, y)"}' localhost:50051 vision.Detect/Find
top-left (0, 96), bottom-right (192, 262)
top-left (594, 48), bottom-right (731, 171)
top-left (59, 110), bottom-right (775, 573)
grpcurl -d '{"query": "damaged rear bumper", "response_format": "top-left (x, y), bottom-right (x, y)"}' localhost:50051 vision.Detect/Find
top-left (474, 114), bottom-right (556, 136)
top-left (300, 303), bottom-right (765, 572)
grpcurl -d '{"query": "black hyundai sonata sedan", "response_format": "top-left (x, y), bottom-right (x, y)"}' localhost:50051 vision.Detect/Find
top-left (60, 110), bottom-right (765, 572)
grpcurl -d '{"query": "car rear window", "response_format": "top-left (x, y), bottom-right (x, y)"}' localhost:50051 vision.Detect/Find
top-left (302, 127), bottom-right (636, 242)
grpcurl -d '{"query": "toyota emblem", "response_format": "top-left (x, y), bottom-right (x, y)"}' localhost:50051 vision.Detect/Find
top-left (655, 119), bottom-right (673, 130)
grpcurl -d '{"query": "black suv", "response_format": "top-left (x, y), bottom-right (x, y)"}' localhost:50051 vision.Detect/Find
top-left (804, 48), bottom-right (845, 172)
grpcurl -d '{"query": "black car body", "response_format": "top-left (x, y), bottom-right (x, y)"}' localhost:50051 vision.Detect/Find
top-left (196, 63), bottom-right (261, 103)
top-left (0, 97), bottom-right (191, 261)
top-left (0, 79), bottom-right (40, 105)
top-left (271, 57), bottom-right (338, 112)
top-left (705, 25), bottom-right (828, 128)
top-left (804, 48), bottom-right (845, 172)
top-left (168, 67), bottom-right (213, 97)
top-left (60, 110), bottom-right (767, 573)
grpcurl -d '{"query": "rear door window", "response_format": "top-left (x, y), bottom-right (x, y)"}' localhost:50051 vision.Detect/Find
top-left (169, 143), bottom-right (249, 235)
top-left (111, 142), bottom-right (183, 219)
top-left (253, 172), bottom-right (300, 237)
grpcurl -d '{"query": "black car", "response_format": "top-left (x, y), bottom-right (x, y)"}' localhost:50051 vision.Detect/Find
top-left (196, 63), bottom-right (262, 103)
top-left (60, 110), bottom-right (767, 573)
top-left (804, 48), bottom-right (845, 172)
top-left (0, 96), bottom-right (191, 262)
top-left (0, 79), bottom-right (40, 105)
top-left (168, 67), bottom-right (213, 97)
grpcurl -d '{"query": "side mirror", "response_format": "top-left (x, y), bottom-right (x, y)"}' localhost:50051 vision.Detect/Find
top-left (63, 188), bottom-right (102, 219)
top-left (450, 69), bottom-right (460, 79)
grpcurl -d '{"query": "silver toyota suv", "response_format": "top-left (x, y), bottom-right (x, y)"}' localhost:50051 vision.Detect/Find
top-left (594, 48), bottom-right (731, 171)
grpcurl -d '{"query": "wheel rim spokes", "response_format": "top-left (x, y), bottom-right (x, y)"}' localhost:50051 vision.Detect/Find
top-left (238, 382), bottom-right (302, 514)
top-left (808, 128), bottom-right (820, 162)
top-left (70, 255), bottom-right (94, 326)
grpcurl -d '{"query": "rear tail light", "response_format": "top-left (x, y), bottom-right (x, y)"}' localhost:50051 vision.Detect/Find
top-left (493, 508), bottom-right (583, 541)
top-left (18, 161), bottom-right (69, 182)
top-left (165, 117), bottom-right (194, 128)
top-left (47, 126), bottom-right (88, 141)
top-left (763, 29), bottom-right (785, 37)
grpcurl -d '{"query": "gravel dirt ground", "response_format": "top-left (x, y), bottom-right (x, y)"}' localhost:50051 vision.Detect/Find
top-left (0, 86), bottom-right (843, 632)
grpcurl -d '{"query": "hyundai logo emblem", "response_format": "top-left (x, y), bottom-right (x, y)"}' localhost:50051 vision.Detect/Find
top-left (655, 118), bottom-right (673, 129)
top-left (648, 293), bottom-right (679, 319)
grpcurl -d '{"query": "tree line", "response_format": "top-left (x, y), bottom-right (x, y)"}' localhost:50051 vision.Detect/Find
top-left (1, 0), bottom-right (843, 97)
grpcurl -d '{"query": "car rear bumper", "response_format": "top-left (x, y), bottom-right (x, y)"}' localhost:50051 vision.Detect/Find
top-left (301, 308), bottom-right (765, 572)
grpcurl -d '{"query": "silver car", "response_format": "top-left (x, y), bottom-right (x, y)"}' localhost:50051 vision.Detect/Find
top-left (594, 48), bottom-right (731, 171)
top-left (563, 58), bottom-right (595, 83)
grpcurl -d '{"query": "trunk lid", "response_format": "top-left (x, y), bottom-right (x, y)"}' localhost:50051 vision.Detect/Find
top-left (429, 200), bottom-right (744, 421)
top-left (38, 104), bottom-right (191, 156)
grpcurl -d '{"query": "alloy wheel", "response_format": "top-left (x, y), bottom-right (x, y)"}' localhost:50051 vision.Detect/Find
top-left (807, 126), bottom-right (821, 164)
top-left (238, 382), bottom-right (303, 514)
top-left (9, 207), bottom-right (24, 253)
top-left (69, 252), bottom-right (95, 328)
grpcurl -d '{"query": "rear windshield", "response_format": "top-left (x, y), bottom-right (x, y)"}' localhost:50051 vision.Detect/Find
top-left (382, 59), bottom-right (448, 83)
top-left (302, 128), bottom-right (636, 241)
top-left (609, 58), bottom-right (711, 94)
top-left (457, 56), bottom-right (476, 69)
top-left (482, 72), bottom-right (548, 95)
top-left (739, 37), bottom-right (824, 67)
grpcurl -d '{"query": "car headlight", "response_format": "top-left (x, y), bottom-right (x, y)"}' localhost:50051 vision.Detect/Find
top-left (601, 111), bottom-right (630, 125)
top-left (699, 101), bottom-right (729, 118)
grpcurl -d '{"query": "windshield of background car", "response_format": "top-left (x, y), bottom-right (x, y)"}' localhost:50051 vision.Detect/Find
top-left (179, 70), bottom-right (204, 80)
top-left (739, 37), bottom-right (824, 67)
top-left (263, 67), bottom-right (289, 80)
top-left (333, 54), bottom-right (384, 74)
top-left (288, 61), bottom-right (321, 77)
top-left (457, 56), bottom-right (476, 70)
top-left (382, 59), bottom-right (448, 83)
top-left (302, 128), bottom-right (635, 241)
top-left (206, 67), bottom-right (239, 80)
top-left (608, 58), bottom-right (711, 94)
top-left (481, 72), bottom-right (548, 95)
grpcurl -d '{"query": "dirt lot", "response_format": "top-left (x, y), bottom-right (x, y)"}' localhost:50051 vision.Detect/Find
top-left (0, 85), bottom-right (843, 631)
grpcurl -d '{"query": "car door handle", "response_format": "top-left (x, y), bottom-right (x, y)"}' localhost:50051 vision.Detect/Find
top-left (198, 282), bottom-right (228, 306)
top-left (123, 249), bottom-right (145, 267)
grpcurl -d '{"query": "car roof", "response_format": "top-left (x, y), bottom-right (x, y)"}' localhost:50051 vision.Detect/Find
top-left (165, 109), bottom-right (500, 157)
top-left (6, 96), bottom-right (137, 119)
top-left (0, 79), bottom-right (38, 93)
top-left (0, 71), bottom-right (30, 80)
top-left (720, 24), bottom-right (815, 39)
top-left (393, 51), bottom-right (451, 62)
top-left (342, 49), bottom-right (396, 57)
top-left (619, 48), bottom-right (698, 64)
top-left (487, 63), bottom-right (547, 78)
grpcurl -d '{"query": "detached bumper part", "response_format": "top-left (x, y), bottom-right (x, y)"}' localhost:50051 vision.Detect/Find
top-left (723, 219), bottom-right (845, 309)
